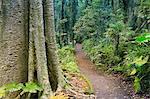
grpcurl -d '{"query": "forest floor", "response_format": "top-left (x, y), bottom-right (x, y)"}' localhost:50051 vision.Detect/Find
top-left (75, 44), bottom-right (130, 99)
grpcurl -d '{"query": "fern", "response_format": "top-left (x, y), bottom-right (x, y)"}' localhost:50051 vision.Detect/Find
top-left (0, 82), bottom-right (43, 98)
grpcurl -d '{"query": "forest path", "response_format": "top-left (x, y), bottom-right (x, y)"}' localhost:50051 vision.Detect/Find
top-left (75, 44), bottom-right (130, 99)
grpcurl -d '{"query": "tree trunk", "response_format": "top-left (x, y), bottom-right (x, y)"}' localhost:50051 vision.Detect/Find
top-left (29, 0), bottom-right (53, 98)
top-left (0, 0), bottom-right (64, 98)
top-left (43, 0), bottom-right (65, 91)
top-left (0, 0), bottom-right (28, 86)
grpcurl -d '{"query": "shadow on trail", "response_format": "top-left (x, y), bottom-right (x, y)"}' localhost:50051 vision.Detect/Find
top-left (75, 44), bottom-right (130, 99)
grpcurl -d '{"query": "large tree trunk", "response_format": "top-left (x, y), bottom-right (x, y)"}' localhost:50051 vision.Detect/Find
top-left (0, 0), bottom-right (64, 98)
top-left (0, 0), bottom-right (28, 86)
top-left (29, 0), bottom-right (52, 98)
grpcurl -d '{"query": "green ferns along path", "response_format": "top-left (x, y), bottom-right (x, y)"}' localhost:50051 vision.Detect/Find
top-left (75, 44), bottom-right (130, 99)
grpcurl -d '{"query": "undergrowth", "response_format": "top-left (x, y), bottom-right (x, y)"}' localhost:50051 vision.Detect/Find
top-left (0, 82), bottom-right (42, 99)
top-left (0, 46), bottom-right (94, 99)
top-left (58, 46), bottom-right (79, 73)
top-left (57, 46), bottom-right (94, 98)
top-left (82, 33), bottom-right (150, 94)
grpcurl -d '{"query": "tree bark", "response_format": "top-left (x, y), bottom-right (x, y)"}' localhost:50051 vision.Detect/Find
top-left (29, 0), bottom-right (53, 98)
top-left (0, 0), bottom-right (64, 98)
top-left (0, 0), bottom-right (28, 86)
top-left (43, 0), bottom-right (65, 91)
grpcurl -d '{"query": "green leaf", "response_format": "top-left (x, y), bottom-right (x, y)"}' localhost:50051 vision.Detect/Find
top-left (112, 66), bottom-right (124, 72)
top-left (135, 33), bottom-right (150, 43)
top-left (5, 83), bottom-right (24, 92)
top-left (130, 68), bottom-right (137, 75)
top-left (0, 87), bottom-right (6, 98)
top-left (136, 36), bottom-right (148, 42)
top-left (23, 82), bottom-right (43, 93)
top-left (134, 77), bottom-right (141, 93)
top-left (133, 56), bottom-right (149, 67)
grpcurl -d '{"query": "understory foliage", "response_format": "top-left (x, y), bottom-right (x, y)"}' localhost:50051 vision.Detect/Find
top-left (0, 82), bottom-right (42, 98)
top-left (58, 46), bottom-right (79, 73)
top-left (82, 39), bottom-right (120, 70)
top-left (0, 46), bottom-right (94, 99)
top-left (83, 34), bottom-right (150, 94)
top-left (75, 0), bottom-right (150, 94)
top-left (58, 46), bottom-right (94, 97)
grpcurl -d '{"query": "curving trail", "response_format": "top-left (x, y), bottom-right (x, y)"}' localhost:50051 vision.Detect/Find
top-left (75, 44), bottom-right (130, 99)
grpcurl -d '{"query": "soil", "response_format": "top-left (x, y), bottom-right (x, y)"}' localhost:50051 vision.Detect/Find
top-left (75, 44), bottom-right (130, 99)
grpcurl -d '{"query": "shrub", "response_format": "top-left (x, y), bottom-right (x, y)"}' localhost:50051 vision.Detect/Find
top-left (113, 38), bottom-right (150, 93)
top-left (83, 34), bottom-right (150, 93)
top-left (82, 39), bottom-right (120, 69)
top-left (58, 46), bottom-right (80, 73)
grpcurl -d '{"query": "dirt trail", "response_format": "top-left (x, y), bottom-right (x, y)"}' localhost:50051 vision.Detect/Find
top-left (75, 44), bottom-right (130, 99)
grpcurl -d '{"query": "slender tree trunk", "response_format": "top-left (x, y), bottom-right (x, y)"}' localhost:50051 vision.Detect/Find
top-left (43, 0), bottom-right (65, 91)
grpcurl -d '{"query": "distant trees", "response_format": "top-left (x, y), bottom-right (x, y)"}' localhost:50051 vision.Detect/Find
top-left (73, 0), bottom-right (149, 42)
top-left (108, 0), bottom-right (150, 31)
top-left (54, 0), bottom-right (149, 45)
top-left (76, 0), bottom-right (150, 94)
top-left (55, 0), bottom-right (100, 46)
top-left (54, 0), bottom-right (78, 47)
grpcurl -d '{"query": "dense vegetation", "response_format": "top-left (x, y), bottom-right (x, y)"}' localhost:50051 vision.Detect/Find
top-left (54, 0), bottom-right (150, 94)
top-left (0, 0), bottom-right (149, 98)
top-left (57, 46), bottom-right (94, 98)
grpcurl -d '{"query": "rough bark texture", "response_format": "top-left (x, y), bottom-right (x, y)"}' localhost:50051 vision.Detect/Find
top-left (0, 0), bottom-right (2, 36)
top-left (0, 0), bottom-right (63, 98)
top-left (0, 0), bottom-right (28, 86)
top-left (29, 0), bottom-right (53, 98)
top-left (43, 0), bottom-right (65, 91)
